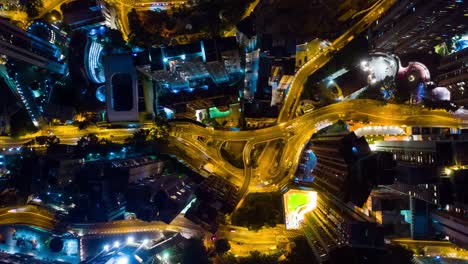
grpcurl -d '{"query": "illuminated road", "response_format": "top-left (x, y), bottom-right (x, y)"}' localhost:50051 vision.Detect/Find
top-left (223, 0), bottom-right (260, 37)
top-left (1, 0), bottom-right (467, 238)
top-left (215, 224), bottom-right (302, 256)
top-left (0, 206), bottom-right (205, 238)
top-left (72, 214), bottom-right (205, 238)
top-left (0, 0), bottom-right (401, 191)
top-left (167, 99), bottom-right (468, 205)
top-left (2, 99), bottom-right (467, 191)
top-left (106, 0), bottom-right (193, 40)
top-left (113, 2), bottom-right (131, 40)
top-left (35, 0), bottom-right (70, 19)
top-left (0, 125), bottom-right (140, 148)
top-left (0, 206), bottom-right (60, 232)
top-left (391, 238), bottom-right (468, 260)
top-left (0, 10), bottom-right (28, 22)
top-left (277, 0), bottom-right (397, 122)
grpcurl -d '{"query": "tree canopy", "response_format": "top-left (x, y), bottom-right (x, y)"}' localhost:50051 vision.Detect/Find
top-left (231, 192), bottom-right (283, 230)
top-left (24, 0), bottom-right (43, 18)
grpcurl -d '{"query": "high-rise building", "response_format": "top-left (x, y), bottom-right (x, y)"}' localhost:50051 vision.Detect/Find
top-left (432, 209), bottom-right (468, 248)
top-left (436, 48), bottom-right (468, 107)
top-left (0, 19), bottom-right (66, 74)
top-left (104, 54), bottom-right (139, 122)
top-left (368, 0), bottom-right (467, 55)
top-left (373, 134), bottom-right (468, 247)
top-left (373, 136), bottom-right (468, 207)
top-left (303, 193), bottom-right (385, 263)
top-left (309, 124), bottom-right (395, 206)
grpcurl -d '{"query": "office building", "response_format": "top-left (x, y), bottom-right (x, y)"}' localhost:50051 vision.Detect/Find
top-left (368, 0), bottom-right (467, 55)
top-left (432, 209), bottom-right (468, 248)
top-left (309, 122), bottom-right (395, 206)
top-left (373, 136), bottom-right (468, 206)
top-left (357, 188), bottom-right (411, 238)
top-left (373, 133), bottom-right (468, 245)
top-left (409, 196), bottom-right (431, 239)
top-left (108, 156), bottom-right (164, 183)
top-left (436, 48), bottom-right (468, 107)
top-left (303, 193), bottom-right (385, 263)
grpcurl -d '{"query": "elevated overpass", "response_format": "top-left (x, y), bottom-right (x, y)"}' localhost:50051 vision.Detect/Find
top-left (1, 100), bottom-right (467, 236)
top-left (168, 100), bottom-right (468, 198)
top-left (0, 206), bottom-right (64, 233)
top-left (0, 206), bottom-right (204, 239)
top-left (0, 10), bottom-right (27, 22)
top-left (277, 0), bottom-right (397, 122)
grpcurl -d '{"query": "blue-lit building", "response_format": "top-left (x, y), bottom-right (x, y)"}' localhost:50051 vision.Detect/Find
top-left (0, 19), bottom-right (66, 74)
top-left (147, 37), bottom-right (242, 91)
top-left (140, 37), bottom-right (243, 120)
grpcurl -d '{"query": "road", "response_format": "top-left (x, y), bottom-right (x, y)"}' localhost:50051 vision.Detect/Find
top-left (72, 214), bottom-right (205, 238)
top-left (277, 0), bottom-right (397, 122)
top-left (0, 124), bottom-right (141, 148)
top-left (223, 0), bottom-right (260, 37)
top-left (1, 0), bottom-right (467, 245)
top-left (0, 10), bottom-right (27, 22)
top-left (35, 0), bottom-right (69, 19)
top-left (391, 238), bottom-right (468, 260)
top-left (168, 99), bottom-right (468, 192)
top-left (215, 224), bottom-right (302, 256)
top-left (106, 0), bottom-right (193, 40)
top-left (0, 206), bottom-right (59, 232)
top-left (0, 205), bottom-right (205, 238)
top-left (2, 99), bottom-right (467, 190)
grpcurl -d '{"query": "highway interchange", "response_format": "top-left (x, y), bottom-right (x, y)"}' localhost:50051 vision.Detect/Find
top-left (2, 0), bottom-right (468, 258)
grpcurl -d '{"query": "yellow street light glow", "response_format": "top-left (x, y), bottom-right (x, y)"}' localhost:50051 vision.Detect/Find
top-left (445, 168), bottom-right (452, 175)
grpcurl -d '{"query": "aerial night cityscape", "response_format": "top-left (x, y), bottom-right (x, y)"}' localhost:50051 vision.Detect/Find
top-left (0, 0), bottom-right (467, 263)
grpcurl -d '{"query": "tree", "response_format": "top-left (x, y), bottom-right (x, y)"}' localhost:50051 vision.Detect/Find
top-left (381, 245), bottom-right (414, 264)
top-left (47, 9), bottom-right (62, 22)
top-left (149, 125), bottom-right (169, 141)
top-left (221, 250), bottom-right (283, 264)
top-left (6, 148), bottom-right (38, 197)
top-left (101, 29), bottom-right (127, 53)
top-left (49, 237), bottom-right (64, 252)
top-left (181, 238), bottom-right (210, 264)
top-left (128, 9), bottom-right (140, 33)
top-left (77, 133), bottom-right (99, 149)
top-left (45, 135), bottom-right (60, 147)
top-left (231, 192), bottom-right (283, 230)
top-left (24, 0), bottom-right (43, 18)
top-left (125, 129), bottom-right (150, 153)
top-left (215, 239), bottom-right (231, 254)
